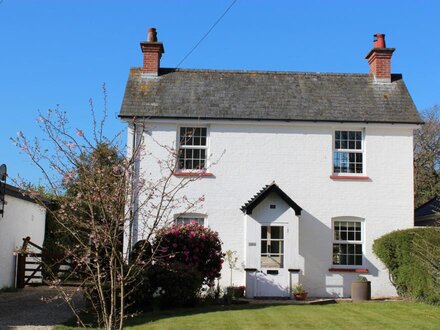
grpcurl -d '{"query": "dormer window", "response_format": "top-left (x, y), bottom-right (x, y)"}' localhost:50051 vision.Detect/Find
top-left (333, 130), bottom-right (363, 174)
top-left (178, 127), bottom-right (208, 170)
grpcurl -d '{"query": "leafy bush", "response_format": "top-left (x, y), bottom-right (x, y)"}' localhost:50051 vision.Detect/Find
top-left (148, 261), bottom-right (203, 307)
top-left (373, 228), bottom-right (440, 304)
top-left (128, 223), bottom-right (224, 309)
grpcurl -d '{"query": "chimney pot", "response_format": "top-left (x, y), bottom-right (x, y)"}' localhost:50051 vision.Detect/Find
top-left (148, 28), bottom-right (158, 42)
top-left (373, 33), bottom-right (386, 48)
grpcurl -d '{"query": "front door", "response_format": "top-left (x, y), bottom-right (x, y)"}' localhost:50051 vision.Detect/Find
top-left (256, 225), bottom-right (290, 297)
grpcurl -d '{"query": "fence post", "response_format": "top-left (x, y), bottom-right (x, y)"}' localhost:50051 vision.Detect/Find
top-left (16, 253), bottom-right (26, 289)
top-left (16, 236), bottom-right (31, 289)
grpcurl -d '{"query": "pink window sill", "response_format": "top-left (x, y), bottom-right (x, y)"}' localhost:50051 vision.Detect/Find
top-left (330, 175), bottom-right (370, 181)
top-left (328, 268), bottom-right (369, 273)
top-left (173, 171), bottom-right (215, 178)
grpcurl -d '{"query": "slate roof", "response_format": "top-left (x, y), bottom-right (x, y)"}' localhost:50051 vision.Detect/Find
top-left (414, 196), bottom-right (440, 227)
top-left (415, 197), bottom-right (440, 218)
top-left (3, 183), bottom-right (40, 204)
top-left (240, 183), bottom-right (302, 216)
top-left (120, 68), bottom-right (421, 124)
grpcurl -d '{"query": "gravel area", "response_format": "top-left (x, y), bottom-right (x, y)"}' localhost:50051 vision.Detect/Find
top-left (0, 286), bottom-right (84, 330)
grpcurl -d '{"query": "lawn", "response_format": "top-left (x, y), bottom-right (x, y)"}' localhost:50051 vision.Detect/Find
top-left (57, 301), bottom-right (440, 329)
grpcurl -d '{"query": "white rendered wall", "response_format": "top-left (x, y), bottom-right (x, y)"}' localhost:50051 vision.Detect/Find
top-left (0, 195), bottom-right (46, 288)
top-left (127, 120), bottom-right (416, 298)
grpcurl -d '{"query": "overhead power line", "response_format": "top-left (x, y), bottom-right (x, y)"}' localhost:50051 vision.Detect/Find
top-left (176, 0), bottom-right (238, 69)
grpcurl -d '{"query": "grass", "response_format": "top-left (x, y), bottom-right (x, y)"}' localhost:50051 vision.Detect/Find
top-left (56, 301), bottom-right (440, 329)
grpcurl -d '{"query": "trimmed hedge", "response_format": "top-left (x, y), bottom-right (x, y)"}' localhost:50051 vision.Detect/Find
top-left (373, 227), bottom-right (440, 304)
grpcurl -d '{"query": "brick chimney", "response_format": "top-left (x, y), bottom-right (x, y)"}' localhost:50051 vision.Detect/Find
top-left (365, 33), bottom-right (395, 82)
top-left (140, 28), bottom-right (165, 76)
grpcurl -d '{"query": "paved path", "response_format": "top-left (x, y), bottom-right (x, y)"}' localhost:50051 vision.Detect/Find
top-left (0, 287), bottom-right (83, 330)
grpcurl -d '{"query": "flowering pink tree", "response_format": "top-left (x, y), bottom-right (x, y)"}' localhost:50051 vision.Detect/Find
top-left (11, 90), bottom-right (205, 329)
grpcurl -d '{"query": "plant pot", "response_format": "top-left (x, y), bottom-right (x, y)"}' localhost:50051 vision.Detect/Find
top-left (293, 292), bottom-right (308, 301)
top-left (351, 281), bottom-right (371, 301)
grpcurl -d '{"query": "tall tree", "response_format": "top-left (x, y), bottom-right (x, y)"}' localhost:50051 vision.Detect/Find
top-left (414, 105), bottom-right (440, 207)
top-left (12, 93), bottom-right (202, 329)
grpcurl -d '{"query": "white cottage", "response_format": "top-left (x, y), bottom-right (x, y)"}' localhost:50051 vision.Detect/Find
top-left (119, 29), bottom-right (422, 298)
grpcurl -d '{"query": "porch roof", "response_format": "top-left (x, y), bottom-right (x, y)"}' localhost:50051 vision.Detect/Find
top-left (240, 183), bottom-right (302, 216)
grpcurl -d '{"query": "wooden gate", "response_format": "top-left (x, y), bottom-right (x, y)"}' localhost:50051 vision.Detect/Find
top-left (16, 236), bottom-right (73, 288)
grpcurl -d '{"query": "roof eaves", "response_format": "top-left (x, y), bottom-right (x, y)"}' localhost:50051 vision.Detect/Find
top-left (118, 114), bottom-right (423, 125)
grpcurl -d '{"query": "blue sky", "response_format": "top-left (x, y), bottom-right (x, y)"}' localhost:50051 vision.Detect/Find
top-left (1, 0), bottom-right (439, 184)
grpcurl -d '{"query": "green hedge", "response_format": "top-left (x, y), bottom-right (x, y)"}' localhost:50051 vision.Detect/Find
top-left (373, 228), bottom-right (440, 304)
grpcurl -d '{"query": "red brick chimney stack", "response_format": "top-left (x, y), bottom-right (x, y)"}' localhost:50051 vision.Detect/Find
top-left (140, 27), bottom-right (165, 76)
top-left (365, 33), bottom-right (395, 82)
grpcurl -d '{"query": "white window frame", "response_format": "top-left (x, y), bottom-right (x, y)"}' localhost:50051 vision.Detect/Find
top-left (177, 126), bottom-right (209, 171)
top-left (332, 129), bottom-right (365, 175)
top-left (332, 217), bottom-right (364, 267)
top-left (174, 213), bottom-right (207, 226)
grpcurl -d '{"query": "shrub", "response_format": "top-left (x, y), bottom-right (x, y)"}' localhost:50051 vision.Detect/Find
top-left (373, 227), bottom-right (440, 304)
top-left (148, 261), bottom-right (203, 307)
top-left (153, 222), bottom-right (224, 286)
top-left (128, 223), bottom-right (224, 309)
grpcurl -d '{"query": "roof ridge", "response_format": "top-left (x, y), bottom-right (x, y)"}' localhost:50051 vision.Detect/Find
top-left (130, 67), bottom-right (375, 77)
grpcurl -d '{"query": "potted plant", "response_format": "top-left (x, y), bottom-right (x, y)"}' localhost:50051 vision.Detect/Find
top-left (351, 275), bottom-right (371, 301)
top-left (292, 283), bottom-right (308, 301)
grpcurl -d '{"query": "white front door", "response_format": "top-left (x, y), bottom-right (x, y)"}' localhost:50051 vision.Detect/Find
top-left (256, 225), bottom-right (290, 297)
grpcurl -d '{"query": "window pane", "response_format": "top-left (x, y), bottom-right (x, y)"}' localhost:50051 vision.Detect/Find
top-left (261, 241), bottom-right (267, 253)
top-left (340, 254), bottom-right (347, 265)
top-left (355, 131), bottom-right (362, 140)
top-left (271, 241), bottom-right (280, 253)
top-left (348, 244), bottom-right (355, 254)
top-left (348, 231), bottom-right (354, 240)
top-left (349, 131), bottom-right (355, 140)
top-left (261, 226), bottom-right (268, 239)
top-left (271, 226), bottom-right (283, 239)
top-left (348, 255), bottom-right (355, 265)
